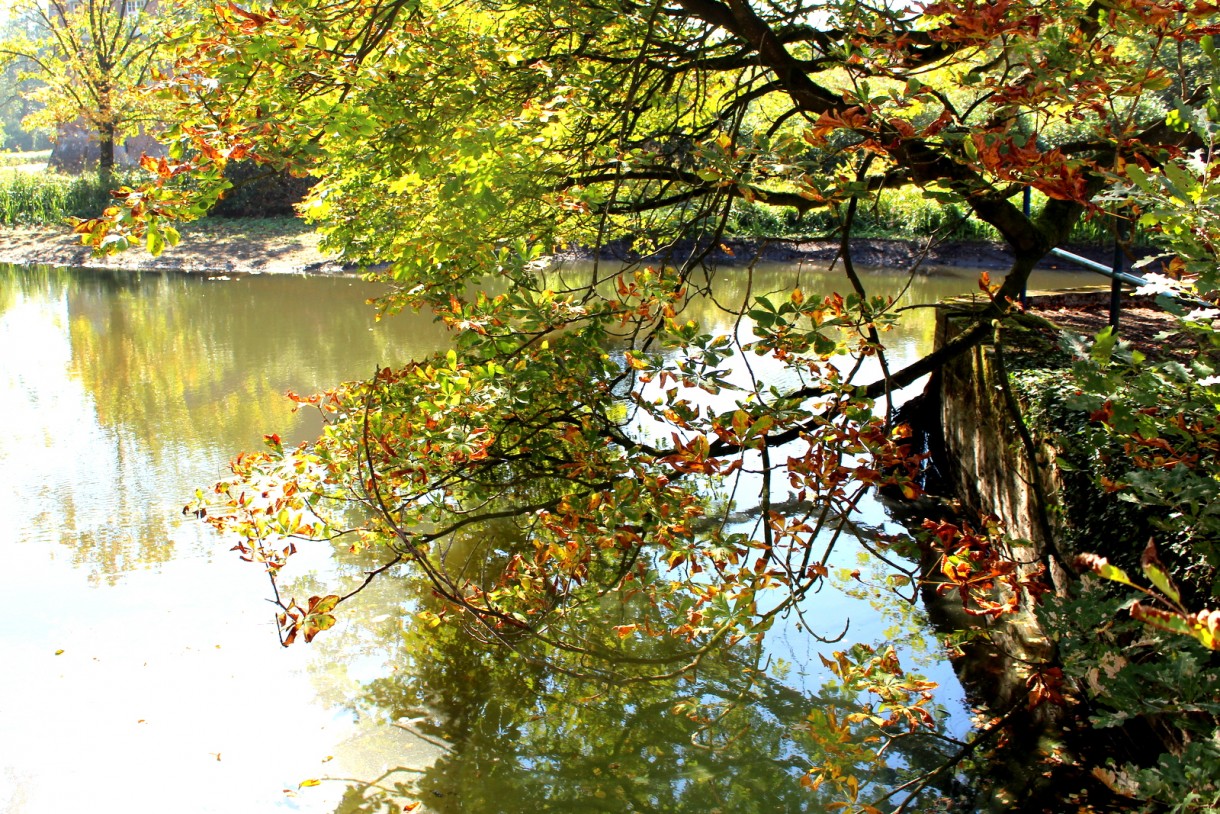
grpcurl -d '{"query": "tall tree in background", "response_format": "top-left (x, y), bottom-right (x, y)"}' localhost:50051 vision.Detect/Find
top-left (0, 0), bottom-right (177, 176)
top-left (0, 10), bottom-right (49, 152)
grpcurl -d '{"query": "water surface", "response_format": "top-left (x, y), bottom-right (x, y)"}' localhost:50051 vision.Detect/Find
top-left (0, 262), bottom-right (1101, 812)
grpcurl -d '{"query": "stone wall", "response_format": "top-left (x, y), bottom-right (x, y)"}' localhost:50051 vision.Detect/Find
top-left (931, 300), bottom-right (1073, 708)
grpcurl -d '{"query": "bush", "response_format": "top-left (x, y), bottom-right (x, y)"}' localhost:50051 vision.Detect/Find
top-left (208, 161), bottom-right (314, 218)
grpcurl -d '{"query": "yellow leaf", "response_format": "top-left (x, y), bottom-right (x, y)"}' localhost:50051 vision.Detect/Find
top-left (299, 779), bottom-right (321, 788)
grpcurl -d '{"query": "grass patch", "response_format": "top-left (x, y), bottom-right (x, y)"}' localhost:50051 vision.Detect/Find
top-left (726, 186), bottom-right (1135, 246)
top-left (0, 165), bottom-right (316, 232)
top-left (0, 150), bottom-right (52, 168)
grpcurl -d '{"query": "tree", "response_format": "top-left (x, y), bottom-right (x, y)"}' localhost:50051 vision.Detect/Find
top-left (83, 0), bottom-right (1216, 805)
top-left (0, 0), bottom-right (180, 176)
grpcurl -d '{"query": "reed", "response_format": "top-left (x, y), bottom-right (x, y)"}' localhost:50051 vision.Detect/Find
top-left (0, 169), bottom-right (120, 225)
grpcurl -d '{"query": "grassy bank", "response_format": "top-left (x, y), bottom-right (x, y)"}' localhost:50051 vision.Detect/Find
top-left (0, 150), bottom-right (52, 168)
top-left (2, 165), bottom-right (1126, 247)
top-left (726, 186), bottom-right (1121, 245)
top-left (0, 168), bottom-right (120, 225)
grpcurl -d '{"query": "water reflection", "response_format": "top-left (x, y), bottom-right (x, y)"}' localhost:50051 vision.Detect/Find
top-left (0, 264), bottom-right (452, 813)
top-left (292, 540), bottom-right (965, 814)
top-left (0, 265), bottom-right (449, 583)
top-left (0, 261), bottom-right (1103, 812)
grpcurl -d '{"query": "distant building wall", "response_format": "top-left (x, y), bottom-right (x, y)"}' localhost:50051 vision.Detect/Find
top-left (48, 120), bottom-right (166, 173)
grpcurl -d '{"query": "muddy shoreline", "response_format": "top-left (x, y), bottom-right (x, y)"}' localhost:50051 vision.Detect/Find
top-left (0, 224), bottom-right (346, 275)
top-left (566, 235), bottom-right (1139, 273)
top-left (0, 224), bottom-right (1140, 276)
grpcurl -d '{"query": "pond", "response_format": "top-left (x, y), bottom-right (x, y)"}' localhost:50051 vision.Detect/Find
top-left (0, 261), bottom-right (1102, 812)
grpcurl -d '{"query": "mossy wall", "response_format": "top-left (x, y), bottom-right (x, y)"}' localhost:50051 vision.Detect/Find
top-left (931, 303), bottom-right (1070, 707)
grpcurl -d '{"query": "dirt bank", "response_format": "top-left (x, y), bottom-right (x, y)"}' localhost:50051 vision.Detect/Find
top-left (0, 220), bottom-right (344, 275)
top-left (2, 221), bottom-right (1147, 276)
top-left (571, 235), bottom-right (1151, 273)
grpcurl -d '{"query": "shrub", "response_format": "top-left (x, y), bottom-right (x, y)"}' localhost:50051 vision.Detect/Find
top-left (208, 161), bottom-right (314, 218)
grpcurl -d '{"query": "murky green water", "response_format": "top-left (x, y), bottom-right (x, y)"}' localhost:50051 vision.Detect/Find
top-left (0, 261), bottom-right (1101, 812)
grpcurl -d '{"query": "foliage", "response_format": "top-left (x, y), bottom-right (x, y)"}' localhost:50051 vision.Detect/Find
top-left (797, 643), bottom-right (947, 810)
top-left (1080, 543), bottom-right (1220, 650)
top-left (1113, 37), bottom-right (1220, 297)
top-left (1037, 579), bottom-right (1220, 812)
top-left (207, 160), bottom-right (314, 218)
top-left (0, 13), bottom-right (50, 154)
top-left (1068, 323), bottom-right (1220, 595)
top-left (1069, 83), bottom-right (1220, 596)
top-left (1051, 78), bottom-right (1220, 811)
top-left (79, 0), bottom-right (1205, 274)
top-left (62, 0), bottom-right (1215, 806)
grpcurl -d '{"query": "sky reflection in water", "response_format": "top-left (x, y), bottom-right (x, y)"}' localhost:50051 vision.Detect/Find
top-left (0, 262), bottom-right (1102, 812)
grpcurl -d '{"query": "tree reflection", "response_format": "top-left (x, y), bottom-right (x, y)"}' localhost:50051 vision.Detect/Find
top-left (0, 264), bottom-right (448, 582)
top-left (287, 532), bottom-right (968, 814)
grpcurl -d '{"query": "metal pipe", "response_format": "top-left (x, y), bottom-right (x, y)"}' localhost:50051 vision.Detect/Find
top-left (1021, 188), bottom-right (1032, 307)
top-left (1109, 222), bottom-right (1125, 330)
top-left (1047, 247), bottom-right (1147, 287)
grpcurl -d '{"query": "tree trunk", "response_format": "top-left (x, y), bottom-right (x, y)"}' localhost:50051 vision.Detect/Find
top-left (98, 121), bottom-right (115, 183)
top-left (98, 77), bottom-right (115, 184)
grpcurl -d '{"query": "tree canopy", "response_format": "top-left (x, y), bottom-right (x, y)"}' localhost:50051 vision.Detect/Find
top-left (142, 0), bottom-right (1207, 636)
top-left (79, 0), bottom-right (1220, 807)
top-left (0, 0), bottom-right (183, 173)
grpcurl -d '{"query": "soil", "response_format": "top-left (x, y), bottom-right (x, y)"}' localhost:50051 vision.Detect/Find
top-left (1, 222), bottom-right (1175, 349)
top-left (0, 219), bottom-right (345, 275)
top-left (1023, 291), bottom-right (1183, 357)
top-left (1, 220), bottom-right (1150, 277)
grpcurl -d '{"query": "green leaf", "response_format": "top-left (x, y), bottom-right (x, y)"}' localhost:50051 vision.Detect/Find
top-left (1076, 553), bottom-right (1136, 588)
top-left (145, 227), bottom-right (165, 256)
top-left (1140, 540), bottom-right (1181, 606)
top-left (1123, 163), bottom-right (1152, 192)
top-left (1090, 326), bottom-right (1117, 365)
